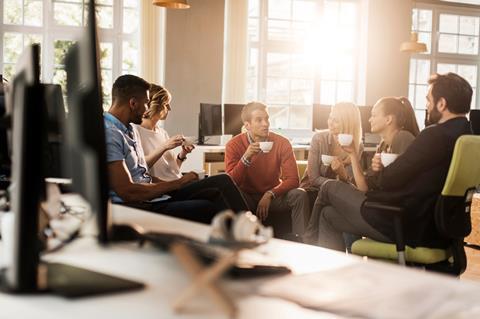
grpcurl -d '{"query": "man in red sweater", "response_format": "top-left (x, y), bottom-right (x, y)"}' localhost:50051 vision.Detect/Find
top-left (225, 102), bottom-right (310, 238)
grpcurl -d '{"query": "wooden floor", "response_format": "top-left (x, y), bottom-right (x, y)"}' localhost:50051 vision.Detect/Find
top-left (462, 247), bottom-right (480, 281)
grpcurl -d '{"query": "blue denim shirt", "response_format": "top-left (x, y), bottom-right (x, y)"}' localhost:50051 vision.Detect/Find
top-left (104, 113), bottom-right (152, 203)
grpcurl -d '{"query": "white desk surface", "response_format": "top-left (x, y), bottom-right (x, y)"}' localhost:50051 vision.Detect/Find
top-left (2, 199), bottom-right (480, 319)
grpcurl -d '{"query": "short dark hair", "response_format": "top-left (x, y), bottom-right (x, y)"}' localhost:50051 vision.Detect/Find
top-left (428, 72), bottom-right (472, 114)
top-left (112, 74), bottom-right (150, 104)
top-left (241, 101), bottom-right (267, 122)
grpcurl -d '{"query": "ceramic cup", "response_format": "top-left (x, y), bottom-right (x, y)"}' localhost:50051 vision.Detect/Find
top-left (338, 134), bottom-right (353, 146)
top-left (259, 141), bottom-right (274, 153)
top-left (380, 152), bottom-right (399, 167)
top-left (321, 154), bottom-right (335, 166)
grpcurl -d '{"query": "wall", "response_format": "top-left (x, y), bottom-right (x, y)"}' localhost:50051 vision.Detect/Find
top-left (364, 0), bottom-right (412, 105)
top-left (164, 0), bottom-right (225, 136)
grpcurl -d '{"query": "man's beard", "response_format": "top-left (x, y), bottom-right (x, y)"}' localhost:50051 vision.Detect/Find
top-left (425, 106), bottom-right (442, 126)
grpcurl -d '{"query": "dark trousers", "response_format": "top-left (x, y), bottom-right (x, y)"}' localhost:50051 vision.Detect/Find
top-left (123, 199), bottom-right (217, 224)
top-left (315, 180), bottom-right (391, 251)
top-left (168, 174), bottom-right (249, 213)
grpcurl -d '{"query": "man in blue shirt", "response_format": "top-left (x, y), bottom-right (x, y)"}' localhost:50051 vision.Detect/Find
top-left (104, 75), bottom-right (217, 223)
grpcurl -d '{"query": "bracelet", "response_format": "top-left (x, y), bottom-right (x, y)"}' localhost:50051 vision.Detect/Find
top-left (177, 154), bottom-right (187, 162)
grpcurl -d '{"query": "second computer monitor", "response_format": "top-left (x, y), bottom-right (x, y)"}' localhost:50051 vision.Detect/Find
top-left (198, 103), bottom-right (222, 145)
top-left (224, 103), bottom-right (244, 136)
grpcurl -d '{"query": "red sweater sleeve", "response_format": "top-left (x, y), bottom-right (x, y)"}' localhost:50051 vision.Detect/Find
top-left (271, 140), bottom-right (299, 196)
top-left (225, 138), bottom-right (248, 186)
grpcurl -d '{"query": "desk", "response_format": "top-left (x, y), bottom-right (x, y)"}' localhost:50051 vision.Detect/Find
top-left (1, 201), bottom-right (480, 318)
top-left (179, 145), bottom-right (310, 176)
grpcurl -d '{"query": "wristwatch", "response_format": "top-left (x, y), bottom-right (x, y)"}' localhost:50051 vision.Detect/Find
top-left (177, 154), bottom-right (187, 161)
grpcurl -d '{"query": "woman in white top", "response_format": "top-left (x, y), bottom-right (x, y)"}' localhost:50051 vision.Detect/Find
top-left (134, 84), bottom-right (250, 213)
top-left (133, 85), bottom-right (193, 181)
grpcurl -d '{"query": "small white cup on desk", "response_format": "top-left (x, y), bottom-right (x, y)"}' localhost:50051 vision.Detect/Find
top-left (259, 141), bottom-right (274, 153)
top-left (380, 152), bottom-right (399, 167)
top-left (183, 136), bottom-right (196, 146)
top-left (321, 154), bottom-right (334, 166)
top-left (337, 134), bottom-right (353, 146)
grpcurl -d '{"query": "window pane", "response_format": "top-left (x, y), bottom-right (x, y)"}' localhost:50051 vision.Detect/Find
top-left (101, 69), bottom-right (112, 110)
top-left (100, 42), bottom-right (113, 69)
top-left (123, 41), bottom-right (139, 73)
top-left (415, 85), bottom-right (428, 109)
top-left (268, 0), bottom-right (291, 20)
top-left (96, 6), bottom-right (113, 29)
top-left (54, 40), bottom-right (75, 66)
top-left (249, 0), bottom-right (260, 17)
top-left (409, 59), bottom-right (416, 84)
top-left (3, 33), bottom-right (23, 64)
top-left (418, 9), bottom-right (432, 32)
top-left (54, 3), bottom-right (83, 26)
top-left (337, 55), bottom-right (354, 81)
top-left (3, 64), bottom-right (15, 82)
top-left (4, 0), bottom-right (22, 25)
top-left (320, 80), bottom-right (336, 105)
top-left (439, 34), bottom-right (458, 53)
top-left (268, 19), bottom-right (291, 41)
top-left (320, 58), bottom-right (336, 80)
top-left (293, 0), bottom-right (316, 21)
top-left (416, 59), bottom-right (430, 83)
top-left (340, 2), bottom-right (356, 27)
top-left (124, 0), bottom-right (138, 7)
top-left (124, 7), bottom-right (139, 33)
top-left (437, 63), bottom-right (456, 74)
top-left (290, 79), bottom-right (313, 105)
top-left (266, 77), bottom-right (290, 104)
top-left (408, 84), bottom-right (415, 104)
top-left (457, 64), bottom-right (477, 86)
top-left (53, 69), bottom-right (67, 91)
top-left (459, 16), bottom-right (479, 36)
top-left (458, 35), bottom-right (478, 54)
top-left (289, 106), bottom-right (310, 129)
top-left (267, 53), bottom-right (289, 77)
top-left (418, 32), bottom-right (431, 54)
top-left (336, 81), bottom-right (353, 102)
top-left (24, 0), bottom-right (43, 27)
top-left (268, 106), bottom-right (289, 128)
top-left (247, 48), bottom-right (258, 101)
top-left (291, 53), bottom-right (313, 78)
top-left (248, 18), bottom-right (259, 42)
top-left (415, 110), bottom-right (426, 130)
top-left (439, 14), bottom-right (459, 33)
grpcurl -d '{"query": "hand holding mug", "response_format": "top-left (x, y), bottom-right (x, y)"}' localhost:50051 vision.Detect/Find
top-left (371, 153), bottom-right (383, 172)
top-left (164, 134), bottom-right (184, 151)
top-left (244, 142), bottom-right (261, 161)
top-left (331, 158), bottom-right (348, 181)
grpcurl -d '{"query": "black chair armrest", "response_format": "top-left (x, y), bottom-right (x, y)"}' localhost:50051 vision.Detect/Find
top-left (362, 201), bottom-right (406, 259)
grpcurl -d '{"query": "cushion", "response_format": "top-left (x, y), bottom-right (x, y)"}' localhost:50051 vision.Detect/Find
top-left (351, 238), bottom-right (449, 264)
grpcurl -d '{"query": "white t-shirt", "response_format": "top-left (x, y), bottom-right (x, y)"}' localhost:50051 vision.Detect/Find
top-left (132, 124), bottom-right (182, 181)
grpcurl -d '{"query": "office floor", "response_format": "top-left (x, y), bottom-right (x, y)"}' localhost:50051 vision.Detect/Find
top-left (462, 195), bottom-right (480, 282)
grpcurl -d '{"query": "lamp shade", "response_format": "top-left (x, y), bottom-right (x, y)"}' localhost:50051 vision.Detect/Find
top-left (152, 0), bottom-right (190, 9)
top-left (400, 32), bottom-right (427, 53)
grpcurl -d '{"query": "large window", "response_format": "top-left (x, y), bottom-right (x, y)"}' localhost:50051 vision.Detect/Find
top-left (1, 0), bottom-right (140, 109)
top-left (409, 3), bottom-right (480, 126)
top-left (247, 0), bottom-right (360, 129)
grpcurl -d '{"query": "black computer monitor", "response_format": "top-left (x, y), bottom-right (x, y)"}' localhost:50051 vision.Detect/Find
top-left (63, 1), bottom-right (109, 245)
top-left (198, 103), bottom-right (222, 145)
top-left (43, 84), bottom-right (66, 178)
top-left (312, 104), bottom-right (331, 131)
top-left (1, 43), bottom-right (46, 292)
top-left (471, 110), bottom-right (480, 135)
top-left (224, 103), bottom-right (244, 136)
top-left (0, 88), bottom-right (10, 177)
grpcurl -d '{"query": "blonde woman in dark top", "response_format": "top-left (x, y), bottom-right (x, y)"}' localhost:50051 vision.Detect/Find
top-left (344, 97), bottom-right (420, 192)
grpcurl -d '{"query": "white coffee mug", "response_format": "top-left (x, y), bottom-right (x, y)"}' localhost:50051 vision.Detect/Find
top-left (194, 170), bottom-right (206, 180)
top-left (259, 141), bottom-right (274, 153)
top-left (338, 134), bottom-right (353, 146)
top-left (321, 154), bottom-right (334, 166)
top-left (380, 152), bottom-right (399, 167)
top-left (183, 136), bottom-right (196, 146)
top-left (232, 211), bottom-right (261, 242)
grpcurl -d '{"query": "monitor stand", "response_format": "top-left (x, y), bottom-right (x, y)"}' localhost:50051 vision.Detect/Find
top-left (0, 262), bottom-right (144, 298)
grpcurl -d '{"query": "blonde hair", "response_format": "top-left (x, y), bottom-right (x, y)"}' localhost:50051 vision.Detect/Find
top-left (241, 101), bottom-right (267, 123)
top-left (143, 83), bottom-right (171, 119)
top-left (331, 102), bottom-right (363, 151)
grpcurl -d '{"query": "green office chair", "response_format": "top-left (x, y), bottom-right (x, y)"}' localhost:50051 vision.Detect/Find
top-left (351, 135), bottom-right (480, 276)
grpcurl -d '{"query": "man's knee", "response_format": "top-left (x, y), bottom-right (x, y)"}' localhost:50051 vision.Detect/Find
top-left (286, 188), bottom-right (308, 205)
